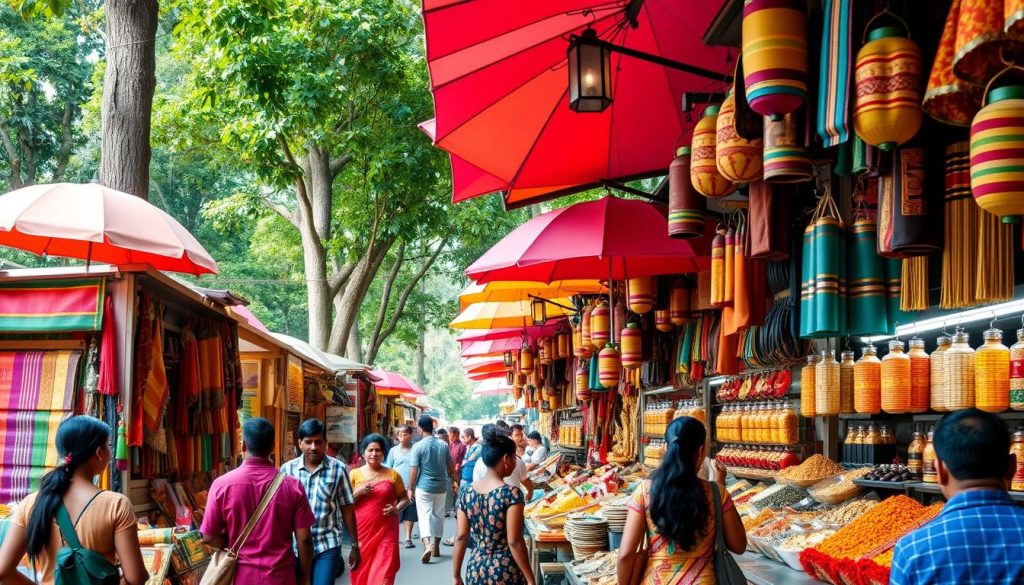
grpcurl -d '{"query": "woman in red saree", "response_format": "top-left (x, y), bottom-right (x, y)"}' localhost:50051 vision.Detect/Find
top-left (349, 433), bottom-right (410, 585)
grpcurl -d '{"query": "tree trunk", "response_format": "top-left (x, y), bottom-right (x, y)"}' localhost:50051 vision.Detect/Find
top-left (347, 322), bottom-right (363, 363)
top-left (100, 0), bottom-right (157, 198)
top-left (415, 329), bottom-right (425, 387)
top-left (301, 204), bottom-right (331, 351)
top-left (326, 239), bottom-right (393, 355)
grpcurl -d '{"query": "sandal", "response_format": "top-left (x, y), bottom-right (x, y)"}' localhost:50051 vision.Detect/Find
top-left (443, 537), bottom-right (455, 546)
top-left (421, 549), bottom-right (432, 564)
top-left (404, 539), bottom-right (415, 549)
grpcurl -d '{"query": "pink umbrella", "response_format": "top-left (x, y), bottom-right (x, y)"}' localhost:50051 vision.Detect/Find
top-left (466, 195), bottom-right (710, 283)
top-left (370, 369), bottom-right (425, 397)
top-left (460, 337), bottom-right (522, 358)
top-left (0, 182), bottom-right (218, 275)
top-left (466, 370), bottom-right (508, 382)
top-left (456, 323), bottom-right (562, 345)
top-left (462, 358), bottom-right (509, 375)
top-left (420, 0), bottom-right (730, 207)
top-left (472, 379), bottom-right (514, 396)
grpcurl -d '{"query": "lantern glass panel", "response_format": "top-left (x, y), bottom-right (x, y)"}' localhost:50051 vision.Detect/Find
top-left (531, 297), bottom-right (547, 325)
top-left (506, 371), bottom-right (515, 385)
top-left (503, 350), bottom-right (513, 367)
top-left (568, 37), bottom-right (612, 112)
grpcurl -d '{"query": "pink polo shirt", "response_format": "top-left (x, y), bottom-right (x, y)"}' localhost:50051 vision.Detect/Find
top-left (200, 458), bottom-right (316, 584)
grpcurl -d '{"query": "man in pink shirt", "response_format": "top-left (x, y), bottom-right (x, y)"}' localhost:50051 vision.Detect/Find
top-left (201, 418), bottom-right (316, 585)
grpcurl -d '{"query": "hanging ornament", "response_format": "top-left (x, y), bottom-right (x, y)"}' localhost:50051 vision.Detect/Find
top-left (655, 310), bottom-right (674, 332)
top-left (573, 327), bottom-right (591, 359)
top-left (691, 106), bottom-right (737, 198)
top-left (590, 301), bottom-right (611, 348)
top-left (853, 23), bottom-right (922, 151)
top-left (540, 337), bottom-right (554, 365)
top-left (519, 347), bottom-right (534, 375)
top-left (668, 147), bottom-right (707, 238)
top-left (620, 323), bottom-right (643, 370)
top-left (598, 344), bottom-right (621, 389)
top-left (953, 0), bottom-right (1015, 84)
top-left (557, 331), bottom-right (570, 360)
top-left (627, 278), bottom-right (655, 314)
top-left (940, 142), bottom-right (979, 309)
top-left (742, 0), bottom-right (808, 119)
top-left (711, 227), bottom-right (726, 307)
top-left (670, 280), bottom-right (690, 326)
top-left (924, 0), bottom-right (982, 126)
top-left (716, 91), bottom-right (763, 183)
top-left (581, 305), bottom-right (594, 350)
top-left (970, 84), bottom-right (1024, 222)
top-left (576, 363), bottom-right (592, 401)
top-left (846, 215), bottom-right (890, 336)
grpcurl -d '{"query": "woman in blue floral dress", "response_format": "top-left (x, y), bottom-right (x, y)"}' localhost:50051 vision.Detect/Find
top-left (453, 426), bottom-right (536, 585)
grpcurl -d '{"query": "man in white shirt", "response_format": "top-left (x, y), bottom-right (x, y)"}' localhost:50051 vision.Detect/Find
top-left (472, 423), bottom-right (534, 501)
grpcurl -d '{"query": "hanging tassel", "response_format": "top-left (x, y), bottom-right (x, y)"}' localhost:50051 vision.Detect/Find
top-left (115, 411), bottom-right (129, 472)
top-left (940, 142), bottom-right (977, 308)
top-left (711, 226), bottom-right (726, 306)
top-left (724, 223), bottom-right (736, 305)
top-left (976, 209), bottom-right (1014, 303)
top-left (900, 256), bottom-right (929, 311)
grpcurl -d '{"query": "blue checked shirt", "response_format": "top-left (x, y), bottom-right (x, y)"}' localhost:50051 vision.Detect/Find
top-left (890, 489), bottom-right (1024, 585)
top-left (281, 455), bottom-right (355, 554)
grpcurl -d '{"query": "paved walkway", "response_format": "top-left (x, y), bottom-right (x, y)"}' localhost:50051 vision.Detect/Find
top-left (336, 516), bottom-right (458, 584)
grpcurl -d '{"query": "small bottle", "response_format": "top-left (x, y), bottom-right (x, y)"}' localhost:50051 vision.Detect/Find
top-left (922, 431), bottom-right (938, 483)
top-left (907, 431), bottom-right (925, 478)
top-left (1011, 430), bottom-right (1024, 491)
top-left (976, 327), bottom-right (1010, 413)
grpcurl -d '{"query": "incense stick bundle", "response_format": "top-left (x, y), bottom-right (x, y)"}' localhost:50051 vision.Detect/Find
top-left (975, 209), bottom-right (1014, 303)
top-left (900, 256), bottom-right (929, 311)
top-left (940, 142), bottom-right (976, 309)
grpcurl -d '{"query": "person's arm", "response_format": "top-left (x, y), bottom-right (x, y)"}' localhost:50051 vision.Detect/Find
top-left (520, 469), bottom-right (535, 501)
top-left (295, 527), bottom-right (314, 585)
top-left (711, 458), bottom-right (727, 489)
top-left (506, 503), bottom-right (536, 585)
top-left (199, 485), bottom-right (227, 549)
top-left (0, 522), bottom-right (36, 585)
top-left (720, 491), bottom-right (746, 554)
top-left (114, 524), bottom-right (150, 585)
top-left (452, 507), bottom-right (471, 585)
top-left (447, 451), bottom-right (456, 483)
top-left (408, 444), bottom-right (420, 500)
top-left (616, 507), bottom-right (648, 585)
top-left (338, 469), bottom-right (361, 571)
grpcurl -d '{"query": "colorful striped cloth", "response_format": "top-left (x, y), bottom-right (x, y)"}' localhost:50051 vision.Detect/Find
top-left (0, 350), bottom-right (81, 502)
top-left (0, 279), bottom-right (105, 332)
top-left (816, 0), bottom-right (853, 147)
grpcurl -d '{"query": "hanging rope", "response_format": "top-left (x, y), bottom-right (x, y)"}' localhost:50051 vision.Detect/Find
top-left (900, 256), bottom-right (929, 311)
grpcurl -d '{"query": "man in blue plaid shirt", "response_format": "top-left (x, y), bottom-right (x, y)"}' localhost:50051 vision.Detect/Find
top-left (282, 418), bottom-right (361, 585)
top-left (890, 408), bottom-right (1024, 585)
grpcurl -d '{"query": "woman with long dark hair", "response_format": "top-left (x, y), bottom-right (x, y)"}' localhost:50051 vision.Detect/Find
top-left (452, 427), bottom-right (536, 585)
top-left (349, 433), bottom-right (410, 585)
top-left (0, 415), bottom-right (148, 585)
top-left (616, 417), bottom-right (746, 584)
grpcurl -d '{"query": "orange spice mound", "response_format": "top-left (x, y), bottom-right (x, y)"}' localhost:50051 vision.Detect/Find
top-left (817, 495), bottom-right (925, 560)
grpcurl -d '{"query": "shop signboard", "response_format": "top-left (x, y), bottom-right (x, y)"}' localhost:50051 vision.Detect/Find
top-left (326, 405), bottom-right (357, 444)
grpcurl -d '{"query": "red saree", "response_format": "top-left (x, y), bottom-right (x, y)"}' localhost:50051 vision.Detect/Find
top-left (349, 467), bottom-right (406, 585)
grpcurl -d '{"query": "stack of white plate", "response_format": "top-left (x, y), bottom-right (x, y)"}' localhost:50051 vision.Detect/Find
top-left (564, 516), bottom-right (609, 560)
top-left (600, 500), bottom-right (629, 533)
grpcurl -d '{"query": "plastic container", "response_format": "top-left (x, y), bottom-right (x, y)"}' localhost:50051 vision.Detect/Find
top-left (801, 354), bottom-right (819, 417)
top-left (839, 350), bottom-right (856, 414)
top-left (975, 327), bottom-right (1010, 413)
top-left (807, 474), bottom-right (865, 505)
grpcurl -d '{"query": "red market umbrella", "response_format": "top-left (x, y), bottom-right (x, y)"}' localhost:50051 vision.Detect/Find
top-left (462, 358), bottom-right (509, 375)
top-left (466, 196), bottom-right (710, 283)
top-left (457, 323), bottom-right (562, 345)
top-left (460, 337), bottom-right (523, 358)
top-left (467, 370), bottom-right (509, 382)
top-left (420, 0), bottom-right (730, 207)
top-left (0, 183), bottom-right (218, 275)
top-left (371, 369), bottom-right (426, 397)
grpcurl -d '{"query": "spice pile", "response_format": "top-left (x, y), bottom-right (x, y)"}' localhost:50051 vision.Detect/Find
top-left (753, 485), bottom-right (809, 510)
top-left (743, 508), bottom-right (776, 531)
top-left (817, 498), bottom-right (878, 526)
top-left (780, 529), bottom-right (836, 551)
top-left (816, 496), bottom-right (941, 560)
top-left (808, 467), bottom-right (871, 504)
top-left (778, 454), bottom-right (846, 483)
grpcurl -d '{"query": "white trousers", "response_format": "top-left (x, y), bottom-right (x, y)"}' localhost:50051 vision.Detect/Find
top-left (415, 490), bottom-right (446, 540)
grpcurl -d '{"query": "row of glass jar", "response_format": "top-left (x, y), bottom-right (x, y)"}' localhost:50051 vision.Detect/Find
top-left (843, 424), bottom-right (898, 446)
top-left (643, 399), bottom-right (707, 435)
top-left (801, 327), bottom-right (1024, 416)
top-left (557, 417), bottom-right (584, 447)
top-left (715, 401), bottom-right (800, 445)
top-left (715, 445), bottom-right (801, 471)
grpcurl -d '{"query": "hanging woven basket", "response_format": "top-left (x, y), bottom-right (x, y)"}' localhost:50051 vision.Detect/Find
top-left (691, 106), bottom-right (737, 198)
top-left (742, 0), bottom-right (808, 119)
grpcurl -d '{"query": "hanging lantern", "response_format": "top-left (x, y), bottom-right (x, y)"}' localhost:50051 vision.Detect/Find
top-left (620, 323), bottom-right (643, 370)
top-left (512, 384), bottom-right (523, 401)
top-left (530, 297), bottom-right (547, 325)
top-left (540, 337), bottom-right (554, 365)
top-left (627, 278), bottom-right (655, 314)
top-left (557, 331), bottom-right (570, 360)
top-left (923, 0), bottom-right (981, 126)
top-left (741, 0), bottom-right (808, 119)
top-left (691, 106), bottom-right (737, 198)
top-left (519, 347), bottom-right (534, 375)
top-left (581, 305), bottom-right (594, 350)
top-left (670, 280), bottom-right (690, 325)
top-left (567, 28), bottom-right (613, 113)
top-left (517, 373), bottom-right (528, 386)
top-left (716, 91), bottom-right (764, 183)
top-left (503, 350), bottom-right (514, 367)
top-left (970, 86), bottom-right (1024, 222)
top-left (853, 26), bottom-right (922, 151)
top-left (575, 364), bottom-right (592, 401)
top-left (668, 147), bottom-right (707, 239)
top-left (598, 344), bottom-right (621, 389)
top-left (953, 0), bottom-right (1013, 84)
top-left (655, 310), bottom-right (674, 332)
top-left (590, 301), bottom-right (611, 347)
top-left (506, 371), bottom-right (515, 386)
top-left (763, 113), bottom-right (813, 183)
top-left (573, 327), bottom-right (591, 359)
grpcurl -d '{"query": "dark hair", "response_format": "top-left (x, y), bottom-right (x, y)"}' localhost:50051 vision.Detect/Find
top-left (449, 426), bottom-right (460, 436)
top-left (27, 416), bottom-right (111, 559)
top-left (481, 426), bottom-right (517, 467)
top-left (527, 430), bottom-right (543, 442)
top-left (511, 424), bottom-right (524, 434)
top-left (298, 418), bottom-right (326, 441)
top-left (243, 417), bottom-right (275, 457)
top-left (495, 420), bottom-right (510, 430)
top-left (649, 417), bottom-right (709, 552)
top-left (398, 425), bottom-right (414, 435)
top-left (360, 433), bottom-right (389, 455)
top-left (437, 428), bottom-right (448, 437)
top-left (418, 415), bottom-right (434, 433)
top-left (463, 428), bottom-right (476, 440)
top-left (934, 408), bottom-right (1011, 480)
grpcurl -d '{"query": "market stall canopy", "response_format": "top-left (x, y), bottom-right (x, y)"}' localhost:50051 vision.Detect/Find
top-left (460, 337), bottom-right (523, 358)
top-left (466, 196), bottom-right (710, 283)
top-left (456, 323), bottom-right (562, 344)
top-left (450, 298), bottom-right (572, 330)
top-left (466, 370), bottom-right (509, 381)
top-left (419, 0), bottom-right (730, 207)
top-left (462, 357), bottom-right (509, 375)
top-left (371, 369), bottom-right (426, 397)
top-left (0, 183), bottom-right (219, 275)
top-left (269, 332), bottom-right (369, 372)
top-left (458, 279), bottom-right (605, 310)
top-left (472, 378), bottom-right (514, 396)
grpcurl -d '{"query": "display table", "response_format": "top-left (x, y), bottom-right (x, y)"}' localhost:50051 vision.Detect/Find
top-left (527, 520), bottom-right (574, 580)
top-left (735, 552), bottom-right (826, 585)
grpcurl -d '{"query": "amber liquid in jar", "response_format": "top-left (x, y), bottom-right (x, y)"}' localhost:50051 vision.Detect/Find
top-left (976, 328), bottom-right (1010, 413)
top-left (801, 354), bottom-right (818, 417)
top-left (855, 345), bottom-right (882, 414)
top-left (840, 350), bottom-right (856, 414)
top-left (931, 335), bottom-right (951, 412)
top-left (907, 431), bottom-right (925, 478)
top-left (908, 339), bottom-right (930, 413)
top-left (882, 340), bottom-right (912, 414)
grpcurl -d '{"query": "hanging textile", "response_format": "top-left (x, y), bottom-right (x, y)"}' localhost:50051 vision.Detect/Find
top-left (174, 321), bottom-right (201, 434)
top-left (940, 141), bottom-right (978, 308)
top-left (817, 0), bottom-right (853, 146)
top-left (731, 213), bottom-right (750, 334)
top-left (851, 134), bottom-right (887, 177)
top-left (877, 146), bottom-right (941, 257)
top-left (900, 257), bottom-right (930, 311)
top-left (710, 227), bottom-right (726, 306)
top-left (141, 302), bottom-right (169, 434)
top-left (800, 223), bottom-right (815, 338)
top-left (749, 181), bottom-right (792, 261)
top-left (802, 186), bottom-right (847, 338)
top-left (129, 292), bottom-right (153, 447)
top-left (0, 350), bottom-right (82, 502)
top-left (847, 215), bottom-right (891, 336)
top-left (724, 224), bottom-right (736, 305)
top-left (976, 209), bottom-right (1015, 303)
top-left (82, 337), bottom-right (99, 417)
top-left (717, 307), bottom-right (742, 376)
top-left (97, 295), bottom-right (118, 396)
top-left (923, 0), bottom-right (981, 126)
top-left (0, 278), bottom-right (106, 332)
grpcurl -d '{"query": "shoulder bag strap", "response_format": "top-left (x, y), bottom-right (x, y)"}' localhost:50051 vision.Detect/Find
top-left (230, 473), bottom-right (285, 555)
top-left (55, 505), bottom-right (82, 550)
top-left (710, 482), bottom-right (725, 552)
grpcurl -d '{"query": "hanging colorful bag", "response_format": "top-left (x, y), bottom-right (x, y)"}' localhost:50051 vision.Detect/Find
top-left (846, 214), bottom-right (890, 336)
top-left (877, 146), bottom-right (941, 257)
top-left (742, 0), bottom-right (808, 119)
top-left (668, 147), bottom-right (707, 238)
top-left (853, 17), bottom-right (922, 151)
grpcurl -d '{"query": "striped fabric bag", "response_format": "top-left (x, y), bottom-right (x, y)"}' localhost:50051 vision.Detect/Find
top-left (817, 0), bottom-right (853, 147)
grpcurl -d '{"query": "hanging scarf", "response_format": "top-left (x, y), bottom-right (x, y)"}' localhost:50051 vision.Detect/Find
top-left (817, 0), bottom-right (853, 146)
top-left (97, 295), bottom-right (118, 396)
top-left (129, 292), bottom-right (153, 447)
